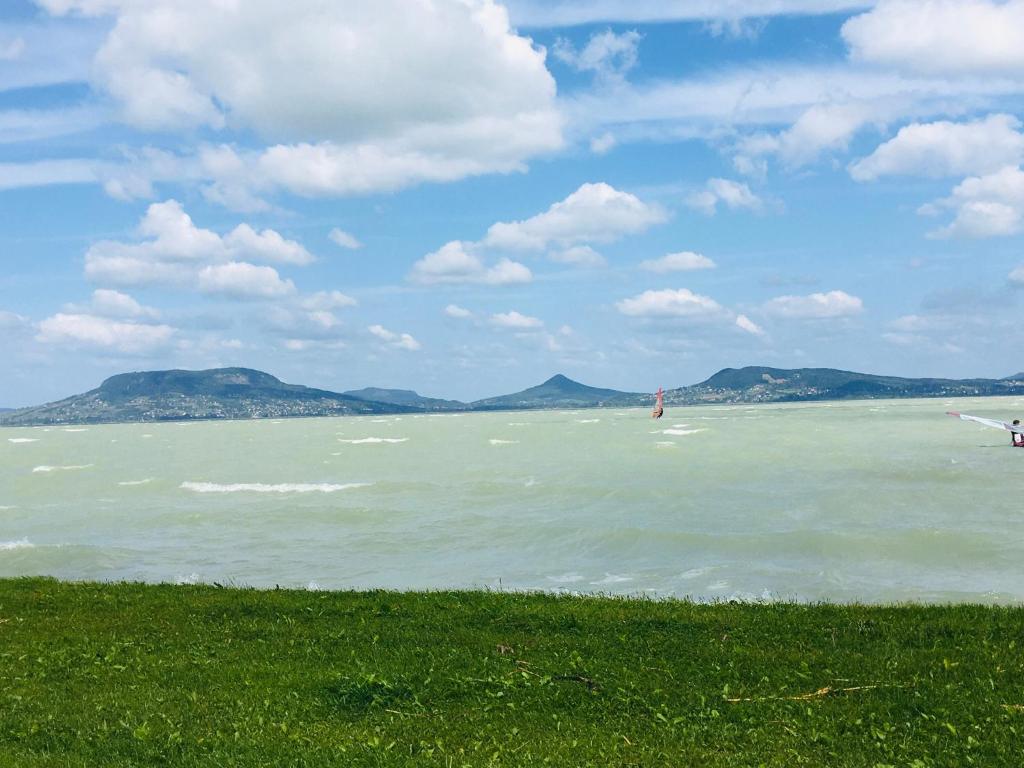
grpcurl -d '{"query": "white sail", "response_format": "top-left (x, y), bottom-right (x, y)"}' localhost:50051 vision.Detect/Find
top-left (947, 411), bottom-right (1024, 434)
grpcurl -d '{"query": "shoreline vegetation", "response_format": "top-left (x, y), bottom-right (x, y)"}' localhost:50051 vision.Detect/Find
top-left (2, 579), bottom-right (1022, 766)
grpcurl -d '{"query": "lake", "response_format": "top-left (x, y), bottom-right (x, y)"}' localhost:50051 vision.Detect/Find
top-left (2, 397), bottom-right (1023, 602)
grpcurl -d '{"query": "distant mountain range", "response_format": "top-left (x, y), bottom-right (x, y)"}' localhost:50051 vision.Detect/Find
top-left (2, 366), bottom-right (1023, 427)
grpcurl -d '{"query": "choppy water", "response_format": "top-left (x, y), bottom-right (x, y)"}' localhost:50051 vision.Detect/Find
top-left (2, 397), bottom-right (1023, 602)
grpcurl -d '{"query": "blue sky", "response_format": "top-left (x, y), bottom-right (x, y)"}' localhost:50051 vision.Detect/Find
top-left (2, 0), bottom-right (1024, 405)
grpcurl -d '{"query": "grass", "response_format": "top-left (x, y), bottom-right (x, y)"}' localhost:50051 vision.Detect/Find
top-left (1, 579), bottom-right (1022, 766)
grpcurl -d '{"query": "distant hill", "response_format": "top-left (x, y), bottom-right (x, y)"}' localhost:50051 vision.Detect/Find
top-left (0, 368), bottom-right (411, 426)
top-left (666, 366), bottom-right (1024, 405)
top-left (4, 365), bottom-right (1024, 427)
top-left (471, 374), bottom-right (646, 410)
top-left (344, 387), bottom-right (466, 411)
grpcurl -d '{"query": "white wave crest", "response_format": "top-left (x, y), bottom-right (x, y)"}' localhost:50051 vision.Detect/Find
top-left (33, 464), bottom-right (93, 473)
top-left (0, 538), bottom-right (33, 551)
top-left (489, 439), bottom-right (519, 445)
top-left (590, 573), bottom-right (633, 585)
top-left (655, 441), bottom-right (676, 448)
top-left (337, 437), bottom-right (408, 444)
top-left (118, 479), bottom-right (154, 487)
top-left (0, 506), bottom-right (15, 511)
top-left (181, 481), bottom-right (370, 494)
top-left (575, 419), bottom-right (600, 424)
top-left (8, 438), bottom-right (38, 444)
top-left (661, 429), bottom-right (705, 436)
top-left (63, 428), bottom-right (89, 433)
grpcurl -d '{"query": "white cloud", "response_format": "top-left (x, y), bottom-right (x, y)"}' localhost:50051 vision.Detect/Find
top-left (69, 289), bottom-right (158, 319)
top-left (550, 245), bottom-right (606, 267)
top-left (508, 1), bottom-right (877, 26)
top-left (198, 262), bottom-right (296, 299)
top-left (368, 324), bottom-right (421, 351)
top-left (484, 182), bottom-right (666, 250)
top-left (224, 224), bottom-right (314, 265)
top-left (590, 133), bottom-right (616, 154)
top-left (762, 290), bottom-right (864, 319)
top-left (329, 228), bottom-right (362, 250)
top-left (616, 288), bottom-right (725, 318)
top-left (923, 165), bottom-right (1024, 238)
top-left (491, 310), bottom-right (543, 329)
top-left (738, 102), bottom-right (876, 169)
top-left (36, 313), bottom-right (175, 354)
top-left (735, 314), bottom-right (766, 336)
top-left (300, 291), bottom-right (357, 311)
top-left (640, 251), bottom-right (716, 272)
top-left (409, 241), bottom-right (532, 286)
top-left (84, 200), bottom-right (313, 290)
top-left (851, 114), bottom-right (1024, 181)
top-left (0, 159), bottom-right (100, 191)
top-left (553, 30), bottom-right (641, 83)
top-left (444, 304), bottom-right (474, 319)
top-left (1010, 265), bottom-right (1024, 284)
top-left (687, 178), bottom-right (763, 215)
top-left (41, 0), bottom-right (563, 198)
top-left (842, 0), bottom-right (1024, 76)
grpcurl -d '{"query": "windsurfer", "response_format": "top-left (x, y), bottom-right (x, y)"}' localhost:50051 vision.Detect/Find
top-left (652, 387), bottom-right (664, 419)
top-left (1013, 420), bottom-right (1024, 447)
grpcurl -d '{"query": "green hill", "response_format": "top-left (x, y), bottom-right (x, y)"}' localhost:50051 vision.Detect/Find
top-left (471, 374), bottom-right (646, 410)
top-left (0, 368), bottom-right (410, 426)
top-left (343, 387), bottom-right (466, 411)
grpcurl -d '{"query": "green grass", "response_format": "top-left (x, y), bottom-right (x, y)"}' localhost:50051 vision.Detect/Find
top-left (1, 579), bottom-right (1022, 766)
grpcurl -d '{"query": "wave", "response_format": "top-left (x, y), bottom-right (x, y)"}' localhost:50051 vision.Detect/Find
top-left (180, 481), bottom-right (370, 494)
top-left (661, 428), bottom-right (706, 436)
top-left (489, 439), bottom-right (519, 445)
top-left (8, 438), bottom-right (38, 444)
top-left (337, 437), bottom-right (409, 444)
top-left (118, 479), bottom-right (154, 487)
top-left (0, 538), bottom-right (33, 551)
top-left (63, 428), bottom-right (89, 433)
top-left (575, 419), bottom-right (600, 424)
top-left (590, 573), bottom-right (633, 585)
top-left (0, 506), bottom-right (15, 511)
top-left (655, 441), bottom-right (676, 448)
top-left (33, 464), bottom-right (93, 473)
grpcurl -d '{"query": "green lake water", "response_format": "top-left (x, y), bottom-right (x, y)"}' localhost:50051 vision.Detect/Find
top-left (2, 397), bottom-right (1023, 602)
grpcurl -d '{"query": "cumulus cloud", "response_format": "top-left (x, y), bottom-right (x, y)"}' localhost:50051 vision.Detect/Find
top-left (300, 291), bottom-right (357, 311)
top-left (411, 183), bottom-right (662, 284)
top-left (329, 228), bottom-right (362, 250)
top-left (36, 313), bottom-right (175, 354)
top-left (640, 251), bottom-right (716, 272)
top-left (735, 314), bottom-right (766, 336)
top-left (39, 0), bottom-right (563, 198)
top-left (444, 304), bottom-right (474, 319)
top-left (198, 262), bottom-right (296, 299)
top-left (851, 114), bottom-right (1024, 181)
top-left (737, 102), bottom-right (876, 169)
top-left (922, 165), bottom-right (1024, 238)
top-left (84, 200), bottom-right (313, 291)
top-left (491, 310), bottom-right (543, 329)
top-left (762, 290), bottom-right (864, 319)
top-left (484, 182), bottom-right (666, 251)
top-left (66, 289), bottom-right (159, 319)
top-left (550, 245), bottom-right (606, 267)
top-left (409, 241), bottom-right (532, 286)
top-left (368, 324), bottom-right (421, 351)
top-left (616, 288), bottom-right (725, 318)
top-left (842, 0), bottom-right (1024, 76)
top-left (686, 178), bottom-right (763, 215)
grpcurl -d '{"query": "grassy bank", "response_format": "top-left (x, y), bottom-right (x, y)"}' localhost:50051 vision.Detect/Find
top-left (1, 579), bottom-right (1022, 766)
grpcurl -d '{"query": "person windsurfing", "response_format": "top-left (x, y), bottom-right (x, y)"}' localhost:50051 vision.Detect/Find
top-left (652, 387), bottom-right (664, 419)
top-left (947, 411), bottom-right (1024, 447)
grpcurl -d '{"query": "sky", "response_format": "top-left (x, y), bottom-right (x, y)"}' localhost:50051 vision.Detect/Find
top-left (2, 0), bottom-right (1024, 406)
